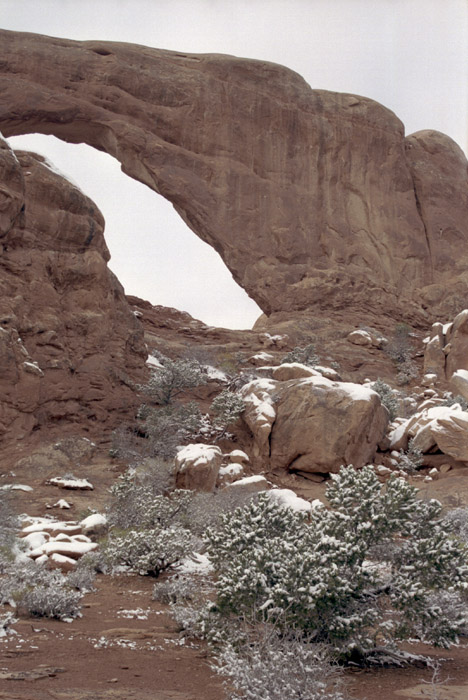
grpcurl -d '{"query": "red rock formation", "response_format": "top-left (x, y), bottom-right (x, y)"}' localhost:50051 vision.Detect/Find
top-left (1, 29), bottom-right (467, 325)
top-left (0, 135), bottom-right (147, 441)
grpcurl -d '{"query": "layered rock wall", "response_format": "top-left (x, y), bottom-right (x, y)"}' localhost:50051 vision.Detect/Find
top-left (0, 135), bottom-right (147, 440)
top-left (1, 29), bottom-right (467, 324)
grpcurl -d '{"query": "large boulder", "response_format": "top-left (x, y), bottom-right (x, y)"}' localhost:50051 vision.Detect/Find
top-left (424, 310), bottom-right (468, 386)
top-left (175, 444), bottom-right (222, 492)
top-left (241, 376), bottom-right (388, 474)
top-left (1, 30), bottom-right (467, 324)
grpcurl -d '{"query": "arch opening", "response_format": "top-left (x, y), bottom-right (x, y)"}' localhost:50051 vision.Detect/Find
top-left (6, 134), bottom-right (262, 330)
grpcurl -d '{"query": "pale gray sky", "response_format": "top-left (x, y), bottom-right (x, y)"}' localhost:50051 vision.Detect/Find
top-left (2, 0), bottom-right (467, 328)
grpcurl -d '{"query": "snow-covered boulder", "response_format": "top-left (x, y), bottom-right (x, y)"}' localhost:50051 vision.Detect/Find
top-left (28, 540), bottom-right (98, 561)
top-left (347, 328), bottom-right (386, 349)
top-left (80, 513), bottom-right (108, 537)
top-left (227, 449), bottom-right (249, 464)
top-left (451, 369), bottom-right (468, 402)
top-left (247, 351), bottom-right (275, 367)
top-left (48, 476), bottom-right (93, 490)
top-left (390, 402), bottom-right (468, 462)
top-left (266, 375), bottom-right (387, 474)
top-left (224, 475), bottom-right (269, 494)
top-left (175, 443), bottom-right (222, 492)
top-left (217, 462), bottom-right (245, 486)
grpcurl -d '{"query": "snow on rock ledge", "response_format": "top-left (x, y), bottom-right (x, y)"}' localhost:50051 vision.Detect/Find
top-left (175, 443), bottom-right (222, 492)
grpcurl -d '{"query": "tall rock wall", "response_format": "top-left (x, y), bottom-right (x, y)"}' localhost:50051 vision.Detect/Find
top-left (0, 135), bottom-right (147, 441)
top-left (0, 29), bottom-right (467, 325)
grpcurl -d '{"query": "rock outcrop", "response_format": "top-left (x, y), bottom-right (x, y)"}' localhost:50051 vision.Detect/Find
top-left (1, 29), bottom-right (467, 325)
top-left (0, 135), bottom-right (147, 441)
top-left (424, 310), bottom-right (468, 386)
top-left (241, 375), bottom-right (388, 474)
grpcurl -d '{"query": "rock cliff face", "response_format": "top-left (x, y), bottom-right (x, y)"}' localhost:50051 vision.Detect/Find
top-left (0, 135), bottom-right (147, 441)
top-left (1, 29), bottom-right (467, 325)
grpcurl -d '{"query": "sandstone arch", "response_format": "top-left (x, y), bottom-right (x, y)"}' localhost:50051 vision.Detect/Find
top-left (1, 28), bottom-right (467, 323)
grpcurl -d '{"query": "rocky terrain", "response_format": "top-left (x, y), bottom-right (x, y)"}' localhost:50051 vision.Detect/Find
top-left (1, 28), bottom-right (468, 700)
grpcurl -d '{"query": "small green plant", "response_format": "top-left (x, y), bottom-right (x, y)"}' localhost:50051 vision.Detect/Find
top-left (372, 379), bottom-right (399, 420)
top-left (281, 343), bottom-right (319, 367)
top-left (398, 438), bottom-right (423, 474)
top-left (210, 390), bottom-right (245, 435)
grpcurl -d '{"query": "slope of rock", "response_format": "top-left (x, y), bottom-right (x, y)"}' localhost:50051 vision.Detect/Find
top-left (1, 29), bottom-right (467, 324)
top-left (0, 135), bottom-right (147, 442)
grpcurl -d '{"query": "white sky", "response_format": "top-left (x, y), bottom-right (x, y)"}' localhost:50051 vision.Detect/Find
top-left (2, 0), bottom-right (467, 328)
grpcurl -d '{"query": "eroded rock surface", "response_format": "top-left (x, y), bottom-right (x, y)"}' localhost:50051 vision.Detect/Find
top-left (1, 29), bottom-right (467, 324)
top-left (241, 375), bottom-right (388, 474)
top-left (0, 135), bottom-right (147, 441)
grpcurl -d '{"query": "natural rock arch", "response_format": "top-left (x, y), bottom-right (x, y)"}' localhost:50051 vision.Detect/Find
top-left (1, 28), bottom-right (468, 324)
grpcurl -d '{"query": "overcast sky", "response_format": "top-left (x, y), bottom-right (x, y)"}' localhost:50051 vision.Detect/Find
top-left (2, 0), bottom-right (467, 328)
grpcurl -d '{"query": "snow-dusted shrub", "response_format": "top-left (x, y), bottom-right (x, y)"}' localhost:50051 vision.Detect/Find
top-left (204, 466), bottom-right (468, 661)
top-left (67, 558), bottom-right (97, 592)
top-left (104, 525), bottom-right (195, 577)
top-left (443, 506), bottom-right (468, 543)
top-left (107, 469), bottom-right (192, 530)
top-left (152, 575), bottom-right (197, 605)
top-left (140, 352), bottom-right (207, 405)
top-left (140, 401), bottom-right (204, 460)
top-left (281, 343), bottom-right (319, 367)
top-left (0, 490), bottom-right (18, 564)
top-left (385, 324), bottom-right (418, 385)
top-left (21, 584), bottom-right (82, 620)
top-left (214, 627), bottom-right (345, 700)
top-left (371, 379), bottom-right (399, 420)
top-left (210, 389), bottom-right (245, 434)
top-left (184, 490), bottom-right (257, 536)
top-left (0, 561), bottom-right (82, 620)
top-left (398, 438), bottom-right (423, 474)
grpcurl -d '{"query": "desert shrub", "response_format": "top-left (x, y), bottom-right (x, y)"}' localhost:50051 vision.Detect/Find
top-left (214, 626), bottom-right (345, 700)
top-left (0, 490), bottom-right (18, 551)
top-left (152, 574), bottom-right (197, 605)
top-left (204, 466), bottom-right (468, 662)
top-left (281, 343), bottom-right (319, 367)
top-left (139, 401), bottom-right (204, 460)
top-left (385, 324), bottom-right (418, 385)
top-left (107, 469), bottom-right (192, 529)
top-left (398, 438), bottom-right (423, 474)
top-left (210, 390), bottom-right (245, 435)
top-left (0, 561), bottom-right (83, 620)
top-left (226, 370), bottom-right (260, 392)
top-left (104, 524), bottom-right (195, 577)
top-left (67, 558), bottom-right (97, 592)
top-left (184, 490), bottom-right (258, 537)
top-left (140, 352), bottom-right (207, 405)
top-left (372, 378), bottom-right (399, 420)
